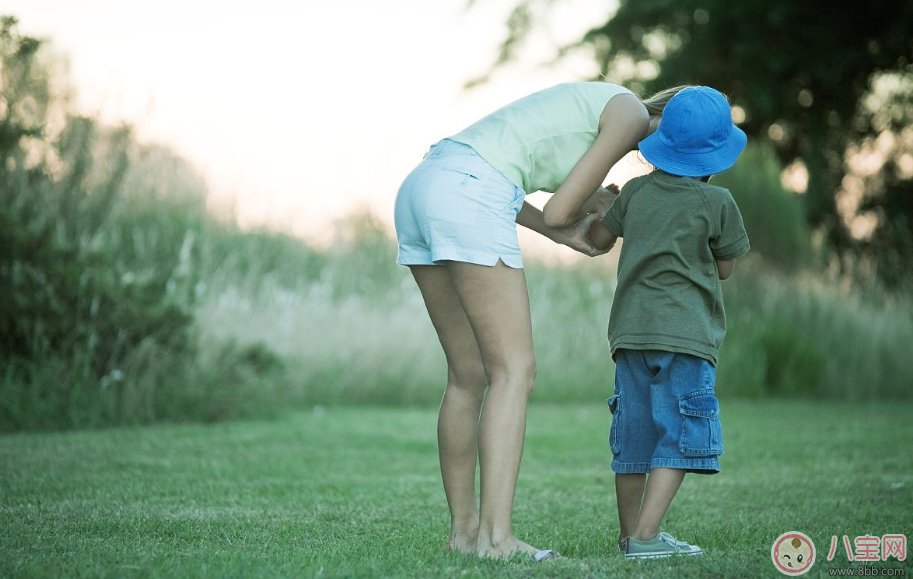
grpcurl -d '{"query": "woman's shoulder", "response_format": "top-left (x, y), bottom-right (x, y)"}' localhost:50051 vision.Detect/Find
top-left (596, 87), bottom-right (649, 132)
top-left (558, 81), bottom-right (635, 96)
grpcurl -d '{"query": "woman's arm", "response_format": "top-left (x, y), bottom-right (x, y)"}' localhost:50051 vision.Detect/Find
top-left (542, 94), bottom-right (649, 228)
top-left (516, 202), bottom-right (607, 256)
top-left (515, 201), bottom-right (558, 240)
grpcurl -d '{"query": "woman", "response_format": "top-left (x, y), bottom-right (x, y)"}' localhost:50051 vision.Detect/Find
top-left (394, 82), bottom-right (686, 559)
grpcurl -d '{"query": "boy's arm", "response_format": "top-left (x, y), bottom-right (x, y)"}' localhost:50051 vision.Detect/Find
top-left (588, 219), bottom-right (618, 251)
top-left (710, 190), bottom-right (750, 276)
top-left (716, 259), bottom-right (735, 280)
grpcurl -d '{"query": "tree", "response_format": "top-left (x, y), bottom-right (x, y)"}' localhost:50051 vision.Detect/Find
top-left (484, 0), bottom-right (913, 283)
top-left (1, 17), bottom-right (195, 426)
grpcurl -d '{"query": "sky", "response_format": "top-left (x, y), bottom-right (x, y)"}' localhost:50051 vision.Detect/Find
top-left (5, 0), bottom-right (648, 255)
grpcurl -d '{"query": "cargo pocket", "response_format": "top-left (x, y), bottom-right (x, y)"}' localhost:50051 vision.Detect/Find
top-left (607, 394), bottom-right (622, 455)
top-left (678, 390), bottom-right (723, 456)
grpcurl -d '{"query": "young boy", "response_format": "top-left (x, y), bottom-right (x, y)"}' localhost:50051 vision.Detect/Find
top-left (588, 86), bottom-right (750, 559)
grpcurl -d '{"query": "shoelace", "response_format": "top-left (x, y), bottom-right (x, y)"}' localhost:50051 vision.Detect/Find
top-left (658, 532), bottom-right (691, 551)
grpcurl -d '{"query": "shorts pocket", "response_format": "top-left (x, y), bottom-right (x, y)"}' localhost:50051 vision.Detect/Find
top-left (427, 166), bottom-right (483, 225)
top-left (607, 394), bottom-right (622, 455)
top-left (678, 390), bottom-right (723, 456)
top-left (440, 166), bottom-right (481, 182)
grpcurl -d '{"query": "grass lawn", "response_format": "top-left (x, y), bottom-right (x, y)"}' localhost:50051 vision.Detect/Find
top-left (2, 401), bottom-right (912, 578)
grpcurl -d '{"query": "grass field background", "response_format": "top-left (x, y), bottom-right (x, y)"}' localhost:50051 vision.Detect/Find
top-left (3, 401), bottom-right (911, 578)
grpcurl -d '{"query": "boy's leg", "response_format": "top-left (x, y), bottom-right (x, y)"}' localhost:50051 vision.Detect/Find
top-left (610, 350), bottom-right (657, 545)
top-left (631, 468), bottom-right (685, 540)
top-left (629, 351), bottom-right (721, 546)
top-left (615, 473), bottom-right (646, 542)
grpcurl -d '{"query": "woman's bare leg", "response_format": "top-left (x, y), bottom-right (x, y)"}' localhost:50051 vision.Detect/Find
top-left (447, 260), bottom-right (540, 559)
top-left (411, 265), bottom-right (488, 553)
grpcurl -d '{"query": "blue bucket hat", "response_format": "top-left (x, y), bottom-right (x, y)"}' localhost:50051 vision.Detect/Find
top-left (638, 86), bottom-right (747, 177)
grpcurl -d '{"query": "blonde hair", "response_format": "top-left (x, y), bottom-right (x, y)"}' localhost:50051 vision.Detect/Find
top-left (642, 85), bottom-right (693, 117)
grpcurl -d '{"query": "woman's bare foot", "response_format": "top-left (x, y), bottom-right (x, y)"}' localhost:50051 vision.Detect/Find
top-left (476, 535), bottom-right (539, 560)
top-left (447, 532), bottom-right (479, 554)
top-left (448, 534), bottom-right (478, 554)
top-left (447, 520), bottom-right (479, 554)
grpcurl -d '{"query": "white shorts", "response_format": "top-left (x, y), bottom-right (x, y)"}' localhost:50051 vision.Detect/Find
top-left (394, 140), bottom-right (526, 268)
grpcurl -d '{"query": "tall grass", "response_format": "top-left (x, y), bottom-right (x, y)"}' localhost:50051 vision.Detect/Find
top-left (195, 215), bottom-right (913, 406)
top-left (720, 259), bottom-right (913, 400)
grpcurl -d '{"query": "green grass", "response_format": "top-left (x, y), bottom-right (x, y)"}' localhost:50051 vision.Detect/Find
top-left (2, 401), bottom-right (911, 578)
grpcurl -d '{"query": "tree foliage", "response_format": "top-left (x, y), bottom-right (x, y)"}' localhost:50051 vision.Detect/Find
top-left (0, 17), bottom-right (235, 429)
top-left (487, 0), bottom-right (913, 283)
top-left (1, 16), bottom-right (194, 378)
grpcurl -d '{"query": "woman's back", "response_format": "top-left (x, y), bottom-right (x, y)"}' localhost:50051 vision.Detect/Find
top-left (448, 82), bottom-right (634, 193)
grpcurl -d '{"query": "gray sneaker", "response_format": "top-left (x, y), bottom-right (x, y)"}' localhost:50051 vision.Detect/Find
top-left (624, 532), bottom-right (703, 559)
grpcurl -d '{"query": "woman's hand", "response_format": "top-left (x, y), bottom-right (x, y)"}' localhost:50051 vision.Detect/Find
top-left (580, 184), bottom-right (620, 219)
top-left (554, 212), bottom-right (609, 257)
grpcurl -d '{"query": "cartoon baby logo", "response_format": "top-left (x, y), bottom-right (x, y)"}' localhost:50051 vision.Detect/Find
top-left (771, 532), bottom-right (816, 575)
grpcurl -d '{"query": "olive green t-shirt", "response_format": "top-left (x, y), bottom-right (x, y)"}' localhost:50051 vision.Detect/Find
top-left (602, 171), bottom-right (750, 365)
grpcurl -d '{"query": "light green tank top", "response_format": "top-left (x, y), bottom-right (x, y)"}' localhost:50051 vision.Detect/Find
top-left (448, 82), bottom-right (635, 193)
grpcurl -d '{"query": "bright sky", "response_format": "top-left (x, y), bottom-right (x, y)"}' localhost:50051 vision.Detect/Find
top-left (7, 0), bottom-right (648, 256)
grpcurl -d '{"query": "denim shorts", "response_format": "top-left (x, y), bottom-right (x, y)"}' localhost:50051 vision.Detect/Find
top-left (608, 349), bottom-right (723, 474)
top-left (394, 139), bottom-right (526, 268)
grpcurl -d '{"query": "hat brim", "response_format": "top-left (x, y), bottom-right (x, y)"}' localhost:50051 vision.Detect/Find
top-left (638, 126), bottom-right (748, 177)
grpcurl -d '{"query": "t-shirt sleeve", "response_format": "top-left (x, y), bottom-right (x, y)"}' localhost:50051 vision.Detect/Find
top-left (601, 183), bottom-right (630, 237)
top-left (710, 190), bottom-right (750, 260)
